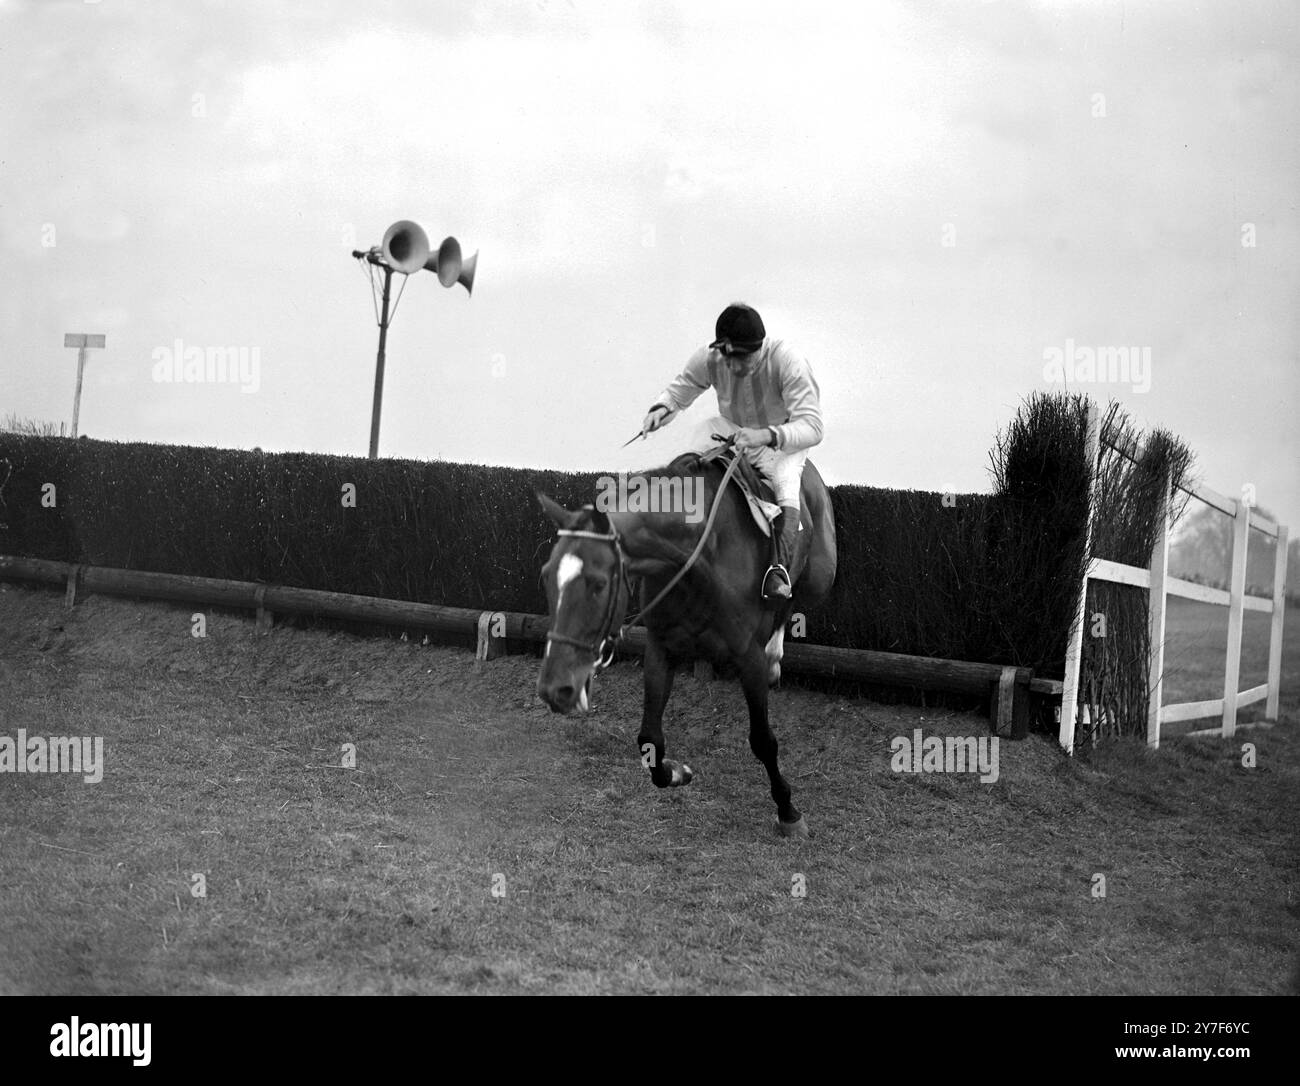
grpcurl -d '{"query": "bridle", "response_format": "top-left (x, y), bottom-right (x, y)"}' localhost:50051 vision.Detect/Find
top-left (545, 522), bottom-right (633, 672)
top-left (544, 441), bottom-right (743, 674)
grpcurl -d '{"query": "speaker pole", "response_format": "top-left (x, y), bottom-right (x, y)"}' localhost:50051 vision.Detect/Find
top-left (353, 221), bottom-right (476, 458)
top-left (368, 263), bottom-right (394, 460)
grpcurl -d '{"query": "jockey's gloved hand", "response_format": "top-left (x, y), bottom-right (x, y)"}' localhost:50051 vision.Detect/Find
top-left (733, 427), bottom-right (775, 451)
top-left (641, 405), bottom-right (671, 434)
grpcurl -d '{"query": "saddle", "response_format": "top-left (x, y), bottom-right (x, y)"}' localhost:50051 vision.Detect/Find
top-left (678, 443), bottom-right (782, 537)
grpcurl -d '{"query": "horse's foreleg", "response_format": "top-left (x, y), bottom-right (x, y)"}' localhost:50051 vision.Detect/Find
top-left (738, 642), bottom-right (807, 836)
top-left (764, 613), bottom-right (789, 688)
top-left (638, 635), bottom-right (692, 789)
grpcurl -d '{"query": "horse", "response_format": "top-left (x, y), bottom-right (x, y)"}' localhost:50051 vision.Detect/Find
top-left (535, 440), bottom-right (837, 836)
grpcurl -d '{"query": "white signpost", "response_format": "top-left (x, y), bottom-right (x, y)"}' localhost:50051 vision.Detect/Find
top-left (63, 333), bottom-right (105, 438)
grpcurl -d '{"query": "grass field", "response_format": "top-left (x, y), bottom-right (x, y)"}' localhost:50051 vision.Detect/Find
top-left (1157, 596), bottom-right (1286, 736)
top-left (0, 583), bottom-right (1296, 994)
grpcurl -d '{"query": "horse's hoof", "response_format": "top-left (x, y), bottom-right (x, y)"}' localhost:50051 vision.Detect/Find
top-left (776, 815), bottom-right (809, 838)
top-left (669, 761), bottom-right (693, 787)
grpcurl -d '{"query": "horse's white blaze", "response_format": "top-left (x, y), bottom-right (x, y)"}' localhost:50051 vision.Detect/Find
top-left (554, 552), bottom-right (584, 621)
top-left (557, 554), bottom-right (583, 594)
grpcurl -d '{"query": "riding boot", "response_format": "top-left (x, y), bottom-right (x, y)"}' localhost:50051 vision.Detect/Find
top-left (763, 506), bottom-right (800, 600)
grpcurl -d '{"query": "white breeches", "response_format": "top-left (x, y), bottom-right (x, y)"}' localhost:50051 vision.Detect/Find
top-left (688, 416), bottom-right (808, 510)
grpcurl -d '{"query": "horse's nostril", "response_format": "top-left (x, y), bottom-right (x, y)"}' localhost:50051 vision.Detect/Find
top-left (537, 682), bottom-right (575, 713)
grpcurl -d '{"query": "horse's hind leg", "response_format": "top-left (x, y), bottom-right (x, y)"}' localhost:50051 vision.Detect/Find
top-left (738, 642), bottom-right (807, 837)
top-left (638, 635), bottom-right (692, 789)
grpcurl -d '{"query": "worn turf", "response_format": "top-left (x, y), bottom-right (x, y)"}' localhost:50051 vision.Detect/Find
top-left (0, 584), bottom-right (1295, 994)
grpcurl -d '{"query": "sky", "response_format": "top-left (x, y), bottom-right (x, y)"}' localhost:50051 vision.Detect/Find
top-left (1, 0), bottom-right (1297, 532)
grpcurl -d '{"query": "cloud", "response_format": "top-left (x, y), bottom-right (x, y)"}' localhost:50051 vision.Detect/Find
top-left (0, 0), bottom-right (1295, 527)
top-left (67, 212), bottom-right (131, 245)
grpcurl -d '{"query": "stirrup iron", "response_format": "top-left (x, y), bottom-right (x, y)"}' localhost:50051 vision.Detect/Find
top-left (762, 563), bottom-right (792, 600)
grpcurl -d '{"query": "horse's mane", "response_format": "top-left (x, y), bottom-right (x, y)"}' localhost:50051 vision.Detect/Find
top-left (656, 452), bottom-right (719, 480)
top-left (573, 452), bottom-right (724, 534)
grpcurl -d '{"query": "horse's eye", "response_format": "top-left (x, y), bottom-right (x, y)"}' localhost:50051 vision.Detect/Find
top-left (590, 576), bottom-right (609, 594)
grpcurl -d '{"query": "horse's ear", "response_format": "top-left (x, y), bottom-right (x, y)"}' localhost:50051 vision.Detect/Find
top-left (586, 504), bottom-right (611, 534)
top-left (537, 492), bottom-right (576, 529)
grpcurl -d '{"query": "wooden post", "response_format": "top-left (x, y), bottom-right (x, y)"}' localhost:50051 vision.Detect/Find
top-left (475, 610), bottom-right (506, 666)
top-left (1221, 496), bottom-right (1250, 737)
top-left (63, 333), bottom-right (105, 439)
top-left (254, 585), bottom-right (272, 635)
top-left (1146, 465), bottom-right (1171, 749)
top-left (1011, 676), bottom-right (1031, 739)
top-left (992, 667), bottom-right (1017, 737)
top-left (1059, 401), bottom-right (1099, 756)
top-left (71, 346), bottom-right (87, 438)
top-left (1266, 524), bottom-right (1288, 721)
top-left (64, 564), bottom-right (81, 611)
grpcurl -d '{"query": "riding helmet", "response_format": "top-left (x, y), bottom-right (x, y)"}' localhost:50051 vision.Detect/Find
top-left (710, 303), bottom-right (766, 354)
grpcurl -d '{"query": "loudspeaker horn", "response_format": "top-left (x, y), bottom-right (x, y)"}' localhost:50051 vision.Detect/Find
top-left (380, 222), bottom-right (476, 293)
top-left (456, 250), bottom-right (477, 296)
top-left (426, 236), bottom-right (462, 288)
top-left (380, 220), bottom-right (430, 275)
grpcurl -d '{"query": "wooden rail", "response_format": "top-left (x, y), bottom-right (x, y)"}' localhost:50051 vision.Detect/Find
top-left (1058, 404), bottom-right (1289, 754)
top-left (0, 554), bottom-right (1034, 735)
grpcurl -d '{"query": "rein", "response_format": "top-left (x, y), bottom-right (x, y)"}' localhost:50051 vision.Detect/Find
top-left (546, 442), bottom-right (744, 672)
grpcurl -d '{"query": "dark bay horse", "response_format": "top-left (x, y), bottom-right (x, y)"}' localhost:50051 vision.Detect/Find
top-left (536, 447), bottom-right (837, 836)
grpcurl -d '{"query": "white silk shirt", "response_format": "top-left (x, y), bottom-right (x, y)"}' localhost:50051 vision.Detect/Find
top-left (652, 338), bottom-right (824, 452)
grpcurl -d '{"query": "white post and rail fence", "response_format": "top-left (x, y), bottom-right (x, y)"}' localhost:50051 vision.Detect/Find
top-left (1057, 403), bottom-right (1289, 754)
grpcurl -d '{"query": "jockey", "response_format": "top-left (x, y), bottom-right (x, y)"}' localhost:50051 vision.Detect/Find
top-left (641, 303), bottom-right (824, 600)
